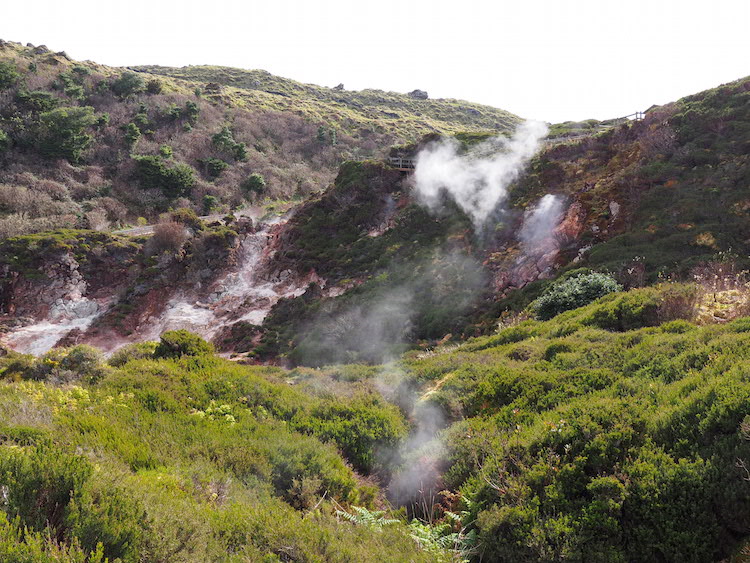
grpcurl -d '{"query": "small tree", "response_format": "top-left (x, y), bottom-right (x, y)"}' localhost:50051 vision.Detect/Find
top-left (132, 155), bottom-right (196, 198)
top-left (211, 126), bottom-right (247, 161)
top-left (110, 71), bottom-right (145, 98)
top-left (203, 195), bottom-right (219, 213)
top-left (242, 173), bottom-right (266, 196)
top-left (0, 130), bottom-right (10, 153)
top-left (200, 157), bottom-right (229, 179)
top-left (0, 61), bottom-right (19, 90)
top-left (38, 106), bottom-right (98, 163)
top-left (184, 101), bottom-right (199, 124)
top-left (154, 330), bottom-right (214, 358)
top-left (124, 122), bottom-right (141, 148)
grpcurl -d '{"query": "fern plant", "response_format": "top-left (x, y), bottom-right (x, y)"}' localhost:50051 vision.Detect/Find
top-left (335, 506), bottom-right (399, 529)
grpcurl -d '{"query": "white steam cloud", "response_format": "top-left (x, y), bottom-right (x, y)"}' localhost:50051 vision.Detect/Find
top-left (518, 194), bottom-right (565, 254)
top-left (413, 120), bottom-right (549, 229)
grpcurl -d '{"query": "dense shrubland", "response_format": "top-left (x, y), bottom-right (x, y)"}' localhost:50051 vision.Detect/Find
top-left (0, 40), bottom-right (518, 239)
top-left (0, 332), bottom-right (439, 561)
top-left (3, 284), bottom-right (750, 560)
top-left (400, 284), bottom-right (750, 561)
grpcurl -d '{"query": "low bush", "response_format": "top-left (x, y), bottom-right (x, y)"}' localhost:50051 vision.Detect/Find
top-left (149, 220), bottom-right (188, 255)
top-left (110, 71), bottom-right (145, 98)
top-left (154, 330), bottom-right (214, 358)
top-left (38, 106), bottom-right (99, 163)
top-left (107, 341), bottom-right (158, 367)
top-left (132, 155), bottom-right (196, 198)
top-left (531, 272), bottom-right (622, 320)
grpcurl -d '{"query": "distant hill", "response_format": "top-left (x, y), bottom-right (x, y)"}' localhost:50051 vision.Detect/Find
top-left (0, 40), bottom-right (519, 238)
top-left (130, 64), bottom-right (520, 138)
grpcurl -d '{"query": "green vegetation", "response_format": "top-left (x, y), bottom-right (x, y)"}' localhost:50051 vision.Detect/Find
top-left (3, 286), bottom-right (750, 560)
top-left (402, 284), bottom-right (750, 560)
top-left (531, 271), bottom-right (622, 320)
top-left (132, 155), bottom-right (196, 198)
top-left (0, 61), bottom-right (19, 89)
top-left (212, 126), bottom-right (248, 161)
top-left (241, 172), bottom-right (266, 196)
top-left (154, 329), bottom-right (215, 358)
top-left (110, 71), bottom-right (145, 98)
top-left (0, 333), bottom-right (434, 561)
top-left (131, 64), bottom-right (521, 139)
top-left (38, 106), bottom-right (99, 163)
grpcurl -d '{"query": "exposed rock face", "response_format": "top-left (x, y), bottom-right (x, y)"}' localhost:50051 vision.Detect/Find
top-left (408, 89), bottom-right (429, 100)
top-left (6, 252), bottom-right (88, 319)
top-left (491, 200), bottom-right (588, 293)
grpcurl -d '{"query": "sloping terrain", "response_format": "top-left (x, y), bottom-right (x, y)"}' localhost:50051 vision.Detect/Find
top-left (0, 41), bottom-right (749, 561)
top-left (0, 40), bottom-right (519, 239)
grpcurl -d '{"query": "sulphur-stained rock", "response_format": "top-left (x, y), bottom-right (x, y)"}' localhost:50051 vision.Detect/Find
top-left (556, 202), bottom-right (586, 242)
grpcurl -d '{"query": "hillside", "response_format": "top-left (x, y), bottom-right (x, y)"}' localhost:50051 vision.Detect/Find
top-left (0, 40), bottom-right (519, 239)
top-left (131, 64), bottom-right (520, 138)
top-left (1, 38), bottom-right (750, 561)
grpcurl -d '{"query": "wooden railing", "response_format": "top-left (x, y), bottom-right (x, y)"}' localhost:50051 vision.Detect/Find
top-left (388, 156), bottom-right (417, 170)
top-left (545, 110), bottom-right (646, 146)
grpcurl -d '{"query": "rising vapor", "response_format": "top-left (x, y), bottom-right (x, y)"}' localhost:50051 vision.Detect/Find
top-left (413, 120), bottom-right (549, 229)
top-left (518, 194), bottom-right (565, 255)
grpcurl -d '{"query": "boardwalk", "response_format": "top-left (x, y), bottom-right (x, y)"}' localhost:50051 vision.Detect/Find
top-left (545, 111), bottom-right (646, 146)
top-left (388, 156), bottom-right (417, 171)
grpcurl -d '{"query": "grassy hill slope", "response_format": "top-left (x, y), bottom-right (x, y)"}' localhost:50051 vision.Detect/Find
top-left (0, 39), bottom-right (519, 239)
top-left (131, 64), bottom-right (520, 138)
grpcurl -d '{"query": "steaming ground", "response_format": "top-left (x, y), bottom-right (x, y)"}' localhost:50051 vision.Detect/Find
top-left (414, 120), bottom-right (549, 230)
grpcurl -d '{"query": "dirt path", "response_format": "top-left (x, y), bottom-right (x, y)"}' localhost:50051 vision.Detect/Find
top-left (113, 207), bottom-right (262, 236)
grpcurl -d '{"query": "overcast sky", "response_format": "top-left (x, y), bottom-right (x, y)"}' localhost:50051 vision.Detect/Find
top-left (4, 0), bottom-right (749, 123)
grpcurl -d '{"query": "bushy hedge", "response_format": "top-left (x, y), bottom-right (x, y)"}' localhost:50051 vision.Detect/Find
top-left (531, 272), bottom-right (622, 320)
top-left (153, 330), bottom-right (214, 358)
top-left (132, 155), bottom-right (196, 198)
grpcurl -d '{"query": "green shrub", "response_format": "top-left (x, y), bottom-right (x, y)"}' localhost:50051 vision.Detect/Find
top-left (110, 71), bottom-right (145, 98)
top-left (15, 90), bottom-right (60, 113)
top-left (203, 194), bottom-right (219, 213)
top-left (532, 272), bottom-right (622, 320)
top-left (241, 173), bottom-right (266, 196)
top-left (38, 106), bottom-right (98, 163)
top-left (154, 330), bottom-right (214, 358)
top-left (132, 155), bottom-right (196, 198)
top-left (145, 79), bottom-right (162, 94)
top-left (168, 207), bottom-right (204, 230)
top-left (27, 345), bottom-right (109, 384)
top-left (108, 342), bottom-right (158, 367)
top-left (0, 443), bottom-right (92, 535)
top-left (211, 126), bottom-right (247, 161)
top-left (0, 130), bottom-right (9, 153)
top-left (124, 122), bottom-right (141, 148)
top-left (67, 479), bottom-right (149, 562)
top-left (200, 157), bottom-right (229, 179)
top-left (184, 101), bottom-right (199, 124)
top-left (583, 288), bottom-right (662, 331)
top-left (0, 512), bottom-right (105, 562)
top-left (0, 61), bottom-right (19, 90)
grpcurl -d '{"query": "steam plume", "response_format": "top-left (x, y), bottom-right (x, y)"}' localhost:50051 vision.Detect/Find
top-left (518, 194), bottom-right (565, 254)
top-left (413, 120), bottom-right (549, 229)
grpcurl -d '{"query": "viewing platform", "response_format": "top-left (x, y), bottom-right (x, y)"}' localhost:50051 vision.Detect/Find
top-left (388, 156), bottom-right (417, 171)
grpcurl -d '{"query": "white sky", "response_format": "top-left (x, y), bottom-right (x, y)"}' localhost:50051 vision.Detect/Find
top-left (4, 0), bottom-right (749, 123)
